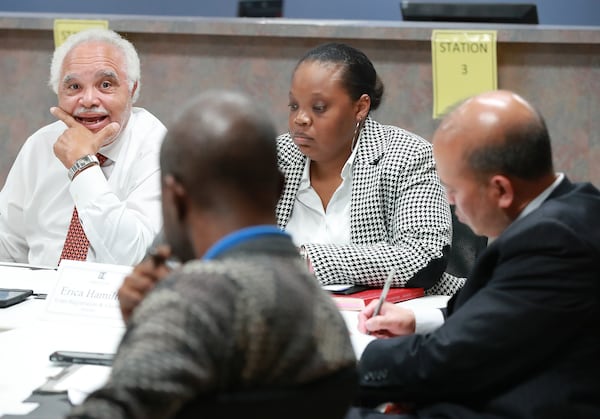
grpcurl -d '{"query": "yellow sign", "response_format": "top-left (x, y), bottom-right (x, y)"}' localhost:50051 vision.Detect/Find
top-left (53, 19), bottom-right (109, 48)
top-left (431, 30), bottom-right (497, 118)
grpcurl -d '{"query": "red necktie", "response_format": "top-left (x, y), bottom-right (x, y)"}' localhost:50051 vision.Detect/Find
top-left (58, 153), bottom-right (108, 264)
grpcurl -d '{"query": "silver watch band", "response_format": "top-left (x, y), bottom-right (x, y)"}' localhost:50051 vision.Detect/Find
top-left (67, 154), bottom-right (99, 181)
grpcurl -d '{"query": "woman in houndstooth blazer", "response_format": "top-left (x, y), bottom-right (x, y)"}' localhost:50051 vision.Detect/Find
top-left (277, 43), bottom-right (463, 296)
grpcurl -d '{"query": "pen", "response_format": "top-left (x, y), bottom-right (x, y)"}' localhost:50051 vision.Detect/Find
top-left (372, 268), bottom-right (397, 318)
top-left (147, 246), bottom-right (181, 271)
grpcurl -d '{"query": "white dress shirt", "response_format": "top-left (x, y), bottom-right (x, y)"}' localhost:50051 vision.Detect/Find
top-left (413, 173), bottom-right (565, 333)
top-left (0, 107), bottom-right (166, 267)
top-left (285, 145), bottom-right (357, 247)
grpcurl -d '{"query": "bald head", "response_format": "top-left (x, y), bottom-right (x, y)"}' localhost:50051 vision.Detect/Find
top-left (433, 90), bottom-right (556, 238)
top-left (435, 90), bottom-right (553, 180)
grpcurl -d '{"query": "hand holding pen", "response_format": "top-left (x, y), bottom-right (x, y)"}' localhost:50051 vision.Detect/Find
top-left (118, 244), bottom-right (177, 323)
top-left (357, 268), bottom-right (417, 337)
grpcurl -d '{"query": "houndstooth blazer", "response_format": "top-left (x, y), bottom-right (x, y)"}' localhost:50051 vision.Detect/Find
top-left (276, 117), bottom-right (465, 296)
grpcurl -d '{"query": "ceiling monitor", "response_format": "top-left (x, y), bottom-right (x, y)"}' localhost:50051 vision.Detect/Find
top-left (400, 2), bottom-right (539, 24)
top-left (238, 1), bottom-right (283, 17)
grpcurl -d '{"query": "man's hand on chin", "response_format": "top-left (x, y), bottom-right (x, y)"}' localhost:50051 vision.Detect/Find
top-left (51, 106), bottom-right (120, 168)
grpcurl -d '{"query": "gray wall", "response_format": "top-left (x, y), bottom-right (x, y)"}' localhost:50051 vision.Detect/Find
top-left (1, 16), bottom-right (599, 187)
top-left (1, 0), bottom-right (599, 26)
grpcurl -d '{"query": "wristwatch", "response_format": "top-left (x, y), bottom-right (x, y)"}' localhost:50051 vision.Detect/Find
top-left (68, 154), bottom-right (99, 181)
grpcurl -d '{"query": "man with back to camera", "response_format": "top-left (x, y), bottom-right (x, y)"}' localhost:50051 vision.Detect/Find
top-left (67, 89), bottom-right (358, 419)
top-left (0, 28), bottom-right (166, 267)
top-left (348, 90), bottom-right (600, 418)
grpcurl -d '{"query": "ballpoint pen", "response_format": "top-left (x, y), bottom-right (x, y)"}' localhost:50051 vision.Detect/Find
top-left (372, 267), bottom-right (397, 318)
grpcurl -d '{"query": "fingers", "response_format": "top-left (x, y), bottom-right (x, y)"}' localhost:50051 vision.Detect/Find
top-left (50, 106), bottom-right (78, 128)
top-left (94, 121), bottom-right (121, 148)
top-left (118, 266), bottom-right (158, 323)
top-left (358, 300), bottom-right (385, 334)
top-left (359, 302), bottom-right (416, 337)
top-left (361, 299), bottom-right (379, 318)
top-left (117, 251), bottom-right (173, 323)
top-left (363, 305), bottom-right (390, 333)
top-left (147, 245), bottom-right (172, 267)
top-left (358, 311), bottom-right (393, 338)
top-left (357, 311), bottom-right (368, 334)
top-left (51, 106), bottom-right (121, 167)
top-left (118, 274), bottom-right (150, 323)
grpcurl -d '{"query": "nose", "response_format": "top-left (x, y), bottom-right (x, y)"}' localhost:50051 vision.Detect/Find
top-left (294, 109), bottom-right (310, 127)
top-left (79, 87), bottom-right (100, 108)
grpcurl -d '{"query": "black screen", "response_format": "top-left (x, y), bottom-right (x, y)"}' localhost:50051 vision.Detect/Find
top-left (401, 2), bottom-right (539, 24)
top-left (238, 1), bottom-right (283, 18)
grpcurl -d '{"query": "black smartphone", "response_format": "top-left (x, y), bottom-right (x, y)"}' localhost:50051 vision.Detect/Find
top-left (329, 285), bottom-right (370, 295)
top-left (49, 350), bottom-right (115, 366)
top-left (0, 288), bottom-right (33, 308)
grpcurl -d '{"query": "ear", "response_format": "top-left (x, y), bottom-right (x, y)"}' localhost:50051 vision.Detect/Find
top-left (355, 93), bottom-right (371, 122)
top-left (489, 175), bottom-right (514, 209)
top-left (131, 81), bottom-right (138, 99)
top-left (162, 174), bottom-right (189, 222)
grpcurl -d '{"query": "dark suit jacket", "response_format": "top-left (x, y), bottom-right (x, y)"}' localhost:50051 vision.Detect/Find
top-left (356, 178), bottom-right (600, 419)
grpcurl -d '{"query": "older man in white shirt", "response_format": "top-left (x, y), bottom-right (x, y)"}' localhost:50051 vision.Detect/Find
top-left (0, 28), bottom-right (165, 267)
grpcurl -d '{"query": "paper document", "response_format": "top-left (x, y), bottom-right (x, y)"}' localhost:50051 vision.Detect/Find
top-left (0, 267), bottom-right (58, 295)
top-left (45, 364), bottom-right (112, 405)
top-left (339, 310), bottom-right (375, 358)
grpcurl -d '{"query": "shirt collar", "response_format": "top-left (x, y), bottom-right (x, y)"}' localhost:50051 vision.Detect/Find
top-left (341, 140), bottom-right (359, 180)
top-left (202, 225), bottom-right (289, 260)
top-left (517, 172), bottom-right (564, 221)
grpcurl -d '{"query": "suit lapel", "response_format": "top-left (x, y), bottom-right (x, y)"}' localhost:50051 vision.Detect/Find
top-left (276, 135), bottom-right (305, 229)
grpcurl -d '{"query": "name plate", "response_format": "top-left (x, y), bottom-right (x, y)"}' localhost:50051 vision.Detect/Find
top-left (44, 260), bottom-right (132, 327)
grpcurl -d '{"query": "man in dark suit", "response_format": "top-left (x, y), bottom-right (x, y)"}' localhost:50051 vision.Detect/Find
top-left (348, 90), bottom-right (600, 418)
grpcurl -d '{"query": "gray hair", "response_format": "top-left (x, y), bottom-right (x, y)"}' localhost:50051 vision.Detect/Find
top-left (48, 28), bottom-right (141, 102)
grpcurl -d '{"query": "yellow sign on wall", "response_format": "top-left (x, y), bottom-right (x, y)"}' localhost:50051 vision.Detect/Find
top-left (431, 30), bottom-right (497, 118)
top-left (53, 19), bottom-right (109, 48)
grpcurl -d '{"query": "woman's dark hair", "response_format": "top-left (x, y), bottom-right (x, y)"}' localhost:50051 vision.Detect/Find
top-left (295, 42), bottom-right (384, 111)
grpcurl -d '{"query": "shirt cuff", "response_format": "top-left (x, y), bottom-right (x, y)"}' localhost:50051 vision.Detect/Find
top-left (413, 307), bottom-right (445, 334)
top-left (69, 164), bottom-right (111, 208)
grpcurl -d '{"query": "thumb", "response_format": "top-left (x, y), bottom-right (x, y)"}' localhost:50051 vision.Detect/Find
top-left (154, 244), bottom-right (173, 260)
top-left (364, 315), bottom-right (384, 334)
top-left (95, 122), bottom-right (121, 146)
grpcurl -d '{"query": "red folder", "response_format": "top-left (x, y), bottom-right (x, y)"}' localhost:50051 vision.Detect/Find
top-left (331, 287), bottom-right (424, 311)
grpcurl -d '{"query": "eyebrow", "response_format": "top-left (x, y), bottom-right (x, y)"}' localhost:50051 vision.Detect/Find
top-left (62, 74), bottom-right (77, 86)
top-left (97, 70), bottom-right (119, 81)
